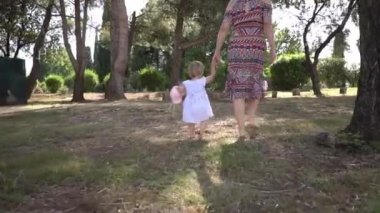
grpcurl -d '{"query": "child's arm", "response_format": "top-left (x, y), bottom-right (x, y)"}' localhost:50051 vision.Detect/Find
top-left (206, 62), bottom-right (217, 84)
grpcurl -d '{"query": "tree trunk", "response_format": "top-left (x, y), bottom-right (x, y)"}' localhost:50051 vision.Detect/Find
top-left (170, 0), bottom-right (185, 86)
top-left (72, 0), bottom-right (87, 102)
top-left (302, 0), bottom-right (357, 97)
top-left (305, 58), bottom-right (323, 97)
top-left (345, 0), bottom-right (380, 141)
top-left (59, 0), bottom-right (88, 102)
top-left (126, 11), bottom-right (136, 74)
top-left (105, 0), bottom-right (128, 100)
top-left (26, 1), bottom-right (54, 99)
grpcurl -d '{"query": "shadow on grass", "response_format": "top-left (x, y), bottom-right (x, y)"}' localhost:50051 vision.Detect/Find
top-left (2, 95), bottom-right (380, 212)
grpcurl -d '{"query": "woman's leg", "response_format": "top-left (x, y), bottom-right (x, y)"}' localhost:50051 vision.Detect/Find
top-left (233, 98), bottom-right (246, 136)
top-left (246, 99), bottom-right (260, 126)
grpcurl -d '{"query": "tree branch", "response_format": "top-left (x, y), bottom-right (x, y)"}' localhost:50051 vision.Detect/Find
top-left (303, 0), bottom-right (328, 61)
top-left (314, 0), bottom-right (358, 62)
top-left (82, 0), bottom-right (89, 41)
top-left (13, 22), bottom-right (26, 58)
top-left (179, 31), bottom-right (217, 50)
top-left (59, 0), bottom-right (78, 71)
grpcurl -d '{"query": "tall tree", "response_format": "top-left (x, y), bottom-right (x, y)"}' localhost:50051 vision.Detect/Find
top-left (105, 0), bottom-right (128, 100)
top-left (137, 0), bottom-right (229, 85)
top-left (0, 0), bottom-right (46, 58)
top-left (275, 27), bottom-right (302, 55)
top-left (332, 30), bottom-right (350, 58)
top-left (26, 0), bottom-right (54, 98)
top-left (300, 0), bottom-right (357, 96)
top-left (59, 0), bottom-right (90, 102)
top-left (345, 0), bottom-right (380, 140)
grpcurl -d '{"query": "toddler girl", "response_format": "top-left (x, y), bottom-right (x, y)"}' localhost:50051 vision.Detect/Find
top-left (171, 61), bottom-right (217, 139)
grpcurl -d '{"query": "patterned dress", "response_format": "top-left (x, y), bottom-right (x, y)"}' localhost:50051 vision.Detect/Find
top-left (224, 0), bottom-right (272, 100)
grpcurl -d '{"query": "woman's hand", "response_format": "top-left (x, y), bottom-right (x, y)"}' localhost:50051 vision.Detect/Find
top-left (212, 51), bottom-right (221, 65)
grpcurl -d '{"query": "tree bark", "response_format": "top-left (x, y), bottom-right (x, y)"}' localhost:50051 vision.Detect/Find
top-left (126, 11), bottom-right (136, 74)
top-left (5, 32), bottom-right (10, 57)
top-left (345, 0), bottom-right (380, 141)
top-left (105, 0), bottom-right (128, 100)
top-left (26, 0), bottom-right (54, 99)
top-left (59, 0), bottom-right (88, 102)
top-left (72, 0), bottom-right (86, 102)
top-left (170, 0), bottom-right (186, 86)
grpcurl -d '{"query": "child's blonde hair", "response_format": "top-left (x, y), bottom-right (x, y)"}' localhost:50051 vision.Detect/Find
top-left (188, 61), bottom-right (205, 78)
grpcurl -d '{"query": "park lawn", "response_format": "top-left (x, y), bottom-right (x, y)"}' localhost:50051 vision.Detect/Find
top-left (1, 89), bottom-right (380, 212)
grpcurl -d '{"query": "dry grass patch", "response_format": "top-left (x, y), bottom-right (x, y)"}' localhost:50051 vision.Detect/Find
top-left (2, 91), bottom-right (380, 212)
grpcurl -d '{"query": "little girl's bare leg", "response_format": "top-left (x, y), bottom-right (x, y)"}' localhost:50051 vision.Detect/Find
top-left (188, 124), bottom-right (196, 139)
top-left (198, 121), bottom-right (207, 140)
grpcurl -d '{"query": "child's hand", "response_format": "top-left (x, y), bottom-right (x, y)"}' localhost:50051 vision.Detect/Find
top-left (206, 60), bottom-right (218, 84)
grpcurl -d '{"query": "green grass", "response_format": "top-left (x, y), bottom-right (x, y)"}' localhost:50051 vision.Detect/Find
top-left (1, 92), bottom-right (380, 212)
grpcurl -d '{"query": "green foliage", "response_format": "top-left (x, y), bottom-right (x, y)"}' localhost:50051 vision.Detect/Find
top-left (45, 75), bottom-right (64, 93)
top-left (33, 81), bottom-right (47, 94)
top-left (84, 69), bottom-right (100, 92)
top-left (128, 72), bottom-right (143, 91)
top-left (103, 73), bottom-right (110, 84)
top-left (270, 54), bottom-right (309, 90)
top-left (136, 0), bottom-right (229, 49)
top-left (346, 64), bottom-right (360, 87)
top-left (0, 1), bottom-right (46, 57)
top-left (64, 74), bottom-right (75, 90)
top-left (139, 66), bottom-right (169, 91)
top-left (58, 86), bottom-right (69, 95)
top-left (94, 43), bottom-right (110, 82)
top-left (130, 46), bottom-right (162, 73)
top-left (42, 48), bottom-right (74, 77)
top-left (62, 70), bottom-right (100, 92)
top-left (276, 28), bottom-right (302, 55)
top-left (210, 62), bottom-right (228, 91)
top-left (319, 58), bottom-right (348, 88)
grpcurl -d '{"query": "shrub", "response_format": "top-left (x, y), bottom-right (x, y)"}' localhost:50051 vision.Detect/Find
top-left (84, 69), bottom-right (100, 92)
top-left (139, 66), bottom-right (169, 91)
top-left (58, 86), bottom-right (69, 95)
top-left (319, 58), bottom-right (348, 88)
top-left (34, 81), bottom-right (47, 94)
top-left (128, 72), bottom-right (142, 91)
top-left (45, 75), bottom-right (64, 93)
top-left (64, 73), bottom-right (75, 90)
top-left (99, 73), bottom-right (131, 92)
top-left (347, 64), bottom-right (360, 87)
top-left (270, 53), bottom-right (309, 90)
top-left (63, 70), bottom-right (100, 92)
top-left (210, 62), bottom-right (228, 91)
top-left (103, 73), bottom-right (110, 85)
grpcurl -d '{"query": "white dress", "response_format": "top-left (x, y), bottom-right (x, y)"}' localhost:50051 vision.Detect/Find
top-left (182, 77), bottom-right (214, 124)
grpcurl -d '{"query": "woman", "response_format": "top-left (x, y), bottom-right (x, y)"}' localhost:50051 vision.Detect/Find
top-left (213, 0), bottom-right (276, 141)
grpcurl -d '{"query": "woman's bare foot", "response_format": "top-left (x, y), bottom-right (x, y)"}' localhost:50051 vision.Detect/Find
top-left (245, 124), bottom-right (259, 139)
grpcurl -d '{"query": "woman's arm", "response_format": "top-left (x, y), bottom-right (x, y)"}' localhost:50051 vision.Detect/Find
top-left (264, 22), bottom-right (276, 63)
top-left (214, 21), bottom-right (231, 57)
top-left (263, 0), bottom-right (276, 63)
top-left (213, 0), bottom-right (235, 64)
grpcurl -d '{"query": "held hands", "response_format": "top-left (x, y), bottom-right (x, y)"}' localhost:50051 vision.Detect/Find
top-left (206, 57), bottom-right (219, 84)
top-left (212, 50), bottom-right (221, 66)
